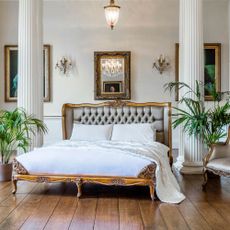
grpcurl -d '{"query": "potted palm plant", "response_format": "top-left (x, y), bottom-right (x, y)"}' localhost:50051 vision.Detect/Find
top-left (164, 81), bottom-right (230, 147)
top-left (0, 108), bottom-right (47, 181)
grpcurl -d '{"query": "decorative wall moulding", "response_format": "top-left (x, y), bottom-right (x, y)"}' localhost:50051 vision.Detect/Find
top-left (55, 56), bottom-right (73, 76)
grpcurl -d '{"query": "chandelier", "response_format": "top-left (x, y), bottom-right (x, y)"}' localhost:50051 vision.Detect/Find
top-left (104, 0), bottom-right (121, 30)
top-left (101, 59), bottom-right (123, 77)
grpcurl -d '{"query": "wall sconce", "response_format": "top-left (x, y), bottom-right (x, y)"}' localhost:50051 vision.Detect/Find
top-left (55, 57), bottom-right (73, 75)
top-left (153, 55), bottom-right (170, 74)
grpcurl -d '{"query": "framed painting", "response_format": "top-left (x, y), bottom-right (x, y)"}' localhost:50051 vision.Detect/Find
top-left (175, 43), bottom-right (221, 101)
top-left (103, 81), bottom-right (122, 93)
top-left (94, 51), bottom-right (131, 100)
top-left (4, 45), bottom-right (51, 102)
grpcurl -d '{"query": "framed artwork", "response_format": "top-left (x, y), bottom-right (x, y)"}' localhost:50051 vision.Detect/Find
top-left (94, 51), bottom-right (131, 100)
top-left (103, 81), bottom-right (122, 93)
top-left (175, 43), bottom-right (221, 101)
top-left (4, 45), bottom-right (51, 102)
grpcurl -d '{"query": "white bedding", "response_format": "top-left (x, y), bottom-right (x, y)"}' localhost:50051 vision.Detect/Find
top-left (16, 140), bottom-right (185, 204)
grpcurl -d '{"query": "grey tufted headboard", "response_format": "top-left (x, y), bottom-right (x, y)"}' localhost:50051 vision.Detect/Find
top-left (62, 100), bottom-right (172, 164)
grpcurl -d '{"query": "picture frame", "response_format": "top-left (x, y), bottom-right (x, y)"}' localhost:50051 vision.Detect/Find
top-left (175, 43), bottom-right (221, 101)
top-left (4, 44), bottom-right (51, 102)
top-left (103, 81), bottom-right (122, 93)
top-left (94, 51), bottom-right (131, 100)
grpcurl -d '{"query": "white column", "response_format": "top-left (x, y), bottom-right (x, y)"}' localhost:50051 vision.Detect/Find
top-left (173, 0), bottom-right (185, 171)
top-left (18, 0), bottom-right (43, 150)
top-left (174, 0), bottom-right (204, 174)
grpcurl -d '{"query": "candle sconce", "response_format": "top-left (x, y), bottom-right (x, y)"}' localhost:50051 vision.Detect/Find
top-left (153, 55), bottom-right (170, 74)
top-left (55, 56), bottom-right (73, 76)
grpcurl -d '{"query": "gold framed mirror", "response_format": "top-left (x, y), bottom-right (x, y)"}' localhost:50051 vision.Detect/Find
top-left (94, 51), bottom-right (131, 100)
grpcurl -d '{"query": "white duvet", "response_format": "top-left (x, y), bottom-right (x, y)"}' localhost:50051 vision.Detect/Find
top-left (16, 140), bottom-right (185, 204)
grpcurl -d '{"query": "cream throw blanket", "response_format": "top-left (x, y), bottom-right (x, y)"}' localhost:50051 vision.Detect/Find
top-left (50, 140), bottom-right (186, 203)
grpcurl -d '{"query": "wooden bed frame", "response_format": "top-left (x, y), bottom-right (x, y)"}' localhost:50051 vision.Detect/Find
top-left (12, 100), bottom-right (172, 200)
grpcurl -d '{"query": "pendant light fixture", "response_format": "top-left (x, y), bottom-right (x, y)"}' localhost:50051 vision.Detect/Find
top-left (104, 0), bottom-right (121, 30)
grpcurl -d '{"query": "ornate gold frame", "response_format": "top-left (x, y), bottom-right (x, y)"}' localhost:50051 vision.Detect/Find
top-left (94, 51), bottom-right (131, 100)
top-left (12, 174), bottom-right (155, 200)
top-left (103, 81), bottom-right (123, 94)
top-left (175, 43), bottom-right (221, 101)
top-left (4, 44), bottom-right (51, 102)
top-left (12, 100), bottom-right (172, 201)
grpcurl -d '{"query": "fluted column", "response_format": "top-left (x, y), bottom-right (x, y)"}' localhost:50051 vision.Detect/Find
top-left (174, 0), bottom-right (204, 174)
top-left (173, 0), bottom-right (185, 171)
top-left (18, 0), bottom-right (43, 150)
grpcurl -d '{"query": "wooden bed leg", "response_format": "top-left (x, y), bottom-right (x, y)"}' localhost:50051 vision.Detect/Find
top-left (202, 169), bottom-right (208, 191)
top-left (170, 156), bottom-right (173, 168)
top-left (76, 179), bottom-right (83, 198)
top-left (149, 183), bottom-right (155, 201)
top-left (12, 179), bottom-right (17, 195)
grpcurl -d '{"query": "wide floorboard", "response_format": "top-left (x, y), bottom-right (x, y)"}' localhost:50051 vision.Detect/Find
top-left (0, 171), bottom-right (230, 229)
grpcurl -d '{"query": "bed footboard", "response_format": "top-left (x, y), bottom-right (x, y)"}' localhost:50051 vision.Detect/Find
top-left (12, 158), bottom-right (157, 200)
top-left (12, 174), bottom-right (156, 200)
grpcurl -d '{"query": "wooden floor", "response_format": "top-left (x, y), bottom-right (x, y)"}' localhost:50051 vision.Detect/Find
top-left (0, 171), bottom-right (230, 230)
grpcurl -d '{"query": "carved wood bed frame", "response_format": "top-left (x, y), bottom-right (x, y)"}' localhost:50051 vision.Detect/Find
top-left (12, 100), bottom-right (172, 200)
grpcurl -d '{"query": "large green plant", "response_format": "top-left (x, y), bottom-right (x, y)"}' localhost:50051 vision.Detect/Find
top-left (0, 108), bottom-right (47, 164)
top-left (165, 81), bottom-right (230, 147)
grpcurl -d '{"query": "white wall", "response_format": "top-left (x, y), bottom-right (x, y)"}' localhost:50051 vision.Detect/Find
top-left (0, 0), bottom-right (229, 148)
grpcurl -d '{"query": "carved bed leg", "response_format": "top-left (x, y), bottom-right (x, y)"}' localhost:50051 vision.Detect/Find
top-left (149, 183), bottom-right (155, 201)
top-left (12, 179), bottom-right (18, 195)
top-left (202, 169), bottom-right (208, 191)
top-left (76, 179), bottom-right (83, 198)
top-left (170, 156), bottom-right (173, 168)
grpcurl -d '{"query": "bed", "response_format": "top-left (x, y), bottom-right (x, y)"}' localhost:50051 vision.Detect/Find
top-left (12, 100), bottom-right (185, 203)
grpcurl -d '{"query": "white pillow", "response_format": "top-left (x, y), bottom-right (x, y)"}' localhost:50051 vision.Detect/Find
top-left (70, 124), bottom-right (113, 141)
top-left (111, 123), bottom-right (156, 143)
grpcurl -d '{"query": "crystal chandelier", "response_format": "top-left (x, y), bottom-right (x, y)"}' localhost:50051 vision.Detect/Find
top-left (104, 0), bottom-right (121, 30)
top-left (101, 59), bottom-right (123, 77)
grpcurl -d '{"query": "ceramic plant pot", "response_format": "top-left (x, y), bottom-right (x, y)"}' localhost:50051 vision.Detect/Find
top-left (0, 163), bottom-right (13, 182)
